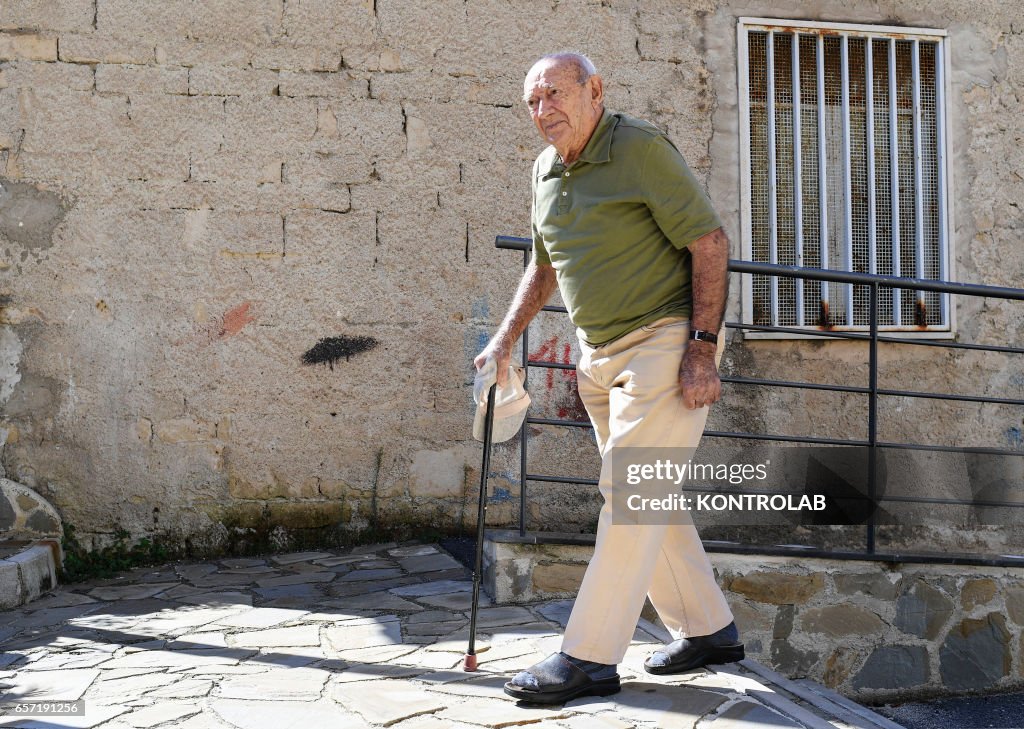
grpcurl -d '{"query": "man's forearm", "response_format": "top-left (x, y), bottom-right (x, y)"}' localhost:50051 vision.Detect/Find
top-left (689, 227), bottom-right (730, 336)
top-left (492, 260), bottom-right (558, 353)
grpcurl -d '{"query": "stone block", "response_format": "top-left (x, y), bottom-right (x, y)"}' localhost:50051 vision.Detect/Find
top-left (97, 0), bottom-right (192, 40)
top-left (189, 0), bottom-right (283, 43)
top-left (59, 33), bottom-right (156, 64)
top-left (773, 604), bottom-right (794, 639)
top-left (21, 87), bottom-right (127, 155)
top-left (0, 0), bottom-right (96, 32)
top-left (833, 571), bottom-right (900, 600)
top-left (279, 70), bottom-right (367, 99)
top-left (95, 64), bottom-right (189, 95)
top-left (940, 613), bottom-right (1011, 690)
top-left (895, 579), bottom-right (953, 640)
top-left (26, 509), bottom-right (59, 533)
top-left (252, 44), bottom-right (342, 73)
top-left (0, 490), bottom-right (14, 529)
top-left (155, 416), bottom-right (216, 443)
top-left (532, 562), bottom-right (586, 595)
top-left (283, 150), bottom-right (370, 189)
top-left (189, 66), bottom-right (281, 97)
top-left (852, 645), bottom-right (929, 691)
top-left (221, 97), bottom-right (318, 155)
top-left (800, 604), bottom-right (885, 637)
top-left (770, 639), bottom-right (819, 676)
top-left (0, 32), bottom-right (57, 61)
top-left (0, 559), bottom-right (22, 609)
top-left (727, 571), bottom-right (825, 605)
top-left (0, 60), bottom-right (94, 92)
top-left (279, 0), bottom-right (376, 48)
top-left (317, 98), bottom-right (404, 160)
top-left (1007, 587), bottom-right (1024, 625)
top-left (154, 38), bottom-right (252, 67)
top-left (961, 578), bottom-right (997, 610)
top-left (728, 597), bottom-right (772, 632)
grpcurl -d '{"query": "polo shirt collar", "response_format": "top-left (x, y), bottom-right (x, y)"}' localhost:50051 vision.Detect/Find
top-left (577, 109), bottom-right (616, 164)
top-left (544, 109), bottom-right (616, 176)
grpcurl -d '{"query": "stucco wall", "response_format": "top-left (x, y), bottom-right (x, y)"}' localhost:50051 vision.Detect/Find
top-left (0, 0), bottom-right (1020, 553)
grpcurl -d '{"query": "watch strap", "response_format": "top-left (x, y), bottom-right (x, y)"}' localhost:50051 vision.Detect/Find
top-left (688, 329), bottom-right (718, 345)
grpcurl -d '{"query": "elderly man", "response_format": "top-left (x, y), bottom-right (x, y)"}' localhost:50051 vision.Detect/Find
top-left (475, 52), bottom-right (743, 704)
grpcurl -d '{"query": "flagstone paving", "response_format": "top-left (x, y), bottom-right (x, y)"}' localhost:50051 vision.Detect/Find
top-left (0, 542), bottom-right (894, 728)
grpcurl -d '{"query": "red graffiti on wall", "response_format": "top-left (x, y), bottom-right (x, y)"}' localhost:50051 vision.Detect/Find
top-left (529, 335), bottom-right (589, 422)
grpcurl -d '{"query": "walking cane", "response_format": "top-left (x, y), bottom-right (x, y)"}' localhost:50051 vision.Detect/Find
top-left (463, 382), bottom-right (496, 672)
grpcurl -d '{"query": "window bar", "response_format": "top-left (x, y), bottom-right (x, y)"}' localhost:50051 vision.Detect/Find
top-left (767, 30), bottom-right (779, 326)
top-left (912, 39), bottom-right (926, 326)
top-left (792, 32), bottom-right (804, 326)
top-left (841, 34), bottom-right (854, 326)
top-left (935, 40), bottom-right (949, 325)
top-left (817, 34), bottom-right (830, 324)
top-left (865, 38), bottom-right (877, 284)
top-left (888, 37), bottom-right (902, 325)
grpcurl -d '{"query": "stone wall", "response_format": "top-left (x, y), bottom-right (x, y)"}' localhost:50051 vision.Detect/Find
top-left (0, 0), bottom-right (1021, 553)
top-left (485, 534), bottom-right (1024, 702)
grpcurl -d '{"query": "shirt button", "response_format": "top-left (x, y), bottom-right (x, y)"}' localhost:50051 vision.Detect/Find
top-left (562, 191), bottom-right (568, 196)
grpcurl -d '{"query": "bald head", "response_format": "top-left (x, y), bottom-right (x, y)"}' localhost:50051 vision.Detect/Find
top-left (533, 52), bottom-right (597, 84)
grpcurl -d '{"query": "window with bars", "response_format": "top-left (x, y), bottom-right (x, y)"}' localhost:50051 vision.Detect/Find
top-left (738, 19), bottom-right (952, 333)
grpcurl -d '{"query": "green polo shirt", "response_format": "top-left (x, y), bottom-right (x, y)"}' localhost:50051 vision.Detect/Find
top-left (531, 110), bottom-right (722, 346)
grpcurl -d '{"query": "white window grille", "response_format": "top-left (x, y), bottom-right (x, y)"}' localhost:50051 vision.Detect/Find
top-left (737, 18), bottom-right (952, 334)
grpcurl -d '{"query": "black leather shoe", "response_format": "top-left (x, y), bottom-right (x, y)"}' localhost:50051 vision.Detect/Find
top-left (643, 624), bottom-right (745, 675)
top-left (504, 652), bottom-right (621, 704)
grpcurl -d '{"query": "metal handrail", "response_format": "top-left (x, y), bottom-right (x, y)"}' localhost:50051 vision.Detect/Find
top-left (493, 234), bottom-right (1024, 567)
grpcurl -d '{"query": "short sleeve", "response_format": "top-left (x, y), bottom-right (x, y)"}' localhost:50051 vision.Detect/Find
top-left (641, 135), bottom-right (722, 249)
top-left (531, 158), bottom-right (552, 265)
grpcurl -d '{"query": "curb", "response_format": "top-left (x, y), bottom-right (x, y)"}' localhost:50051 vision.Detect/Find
top-left (0, 538), bottom-right (60, 610)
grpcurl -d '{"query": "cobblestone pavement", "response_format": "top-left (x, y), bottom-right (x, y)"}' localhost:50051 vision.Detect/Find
top-left (0, 542), bottom-right (889, 728)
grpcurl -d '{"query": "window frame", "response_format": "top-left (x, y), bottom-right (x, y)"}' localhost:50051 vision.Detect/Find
top-left (736, 17), bottom-right (956, 340)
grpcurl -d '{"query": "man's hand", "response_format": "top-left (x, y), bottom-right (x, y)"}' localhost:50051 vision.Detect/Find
top-left (679, 340), bottom-right (721, 409)
top-left (475, 338), bottom-right (512, 387)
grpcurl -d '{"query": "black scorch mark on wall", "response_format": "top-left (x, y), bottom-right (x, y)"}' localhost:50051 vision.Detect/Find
top-left (301, 336), bottom-right (379, 370)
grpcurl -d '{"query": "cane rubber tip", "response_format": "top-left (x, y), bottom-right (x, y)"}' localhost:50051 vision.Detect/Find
top-left (462, 654), bottom-right (478, 672)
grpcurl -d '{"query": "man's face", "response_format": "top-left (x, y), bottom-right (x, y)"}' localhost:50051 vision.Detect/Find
top-left (523, 59), bottom-right (603, 160)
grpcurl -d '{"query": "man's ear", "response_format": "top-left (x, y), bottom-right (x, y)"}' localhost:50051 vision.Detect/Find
top-left (588, 75), bottom-right (604, 109)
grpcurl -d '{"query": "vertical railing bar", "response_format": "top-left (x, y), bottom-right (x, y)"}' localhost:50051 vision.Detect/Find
top-left (866, 38), bottom-right (878, 282)
top-left (767, 30), bottom-right (779, 326)
top-left (889, 38), bottom-right (902, 326)
top-left (792, 33), bottom-right (805, 326)
top-left (841, 35), bottom-right (854, 326)
top-left (817, 34), bottom-right (830, 320)
top-left (519, 248), bottom-right (529, 537)
top-left (867, 281), bottom-right (878, 554)
top-left (935, 40), bottom-right (949, 326)
top-left (912, 39), bottom-right (926, 323)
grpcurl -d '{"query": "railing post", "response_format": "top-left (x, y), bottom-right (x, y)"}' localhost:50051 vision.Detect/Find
top-left (867, 282), bottom-right (879, 554)
top-left (520, 247), bottom-right (529, 538)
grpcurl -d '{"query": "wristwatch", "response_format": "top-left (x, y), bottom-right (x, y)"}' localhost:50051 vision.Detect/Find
top-left (688, 329), bottom-right (718, 345)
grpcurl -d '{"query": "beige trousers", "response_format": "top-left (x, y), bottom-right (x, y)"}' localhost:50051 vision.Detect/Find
top-left (560, 317), bottom-right (734, 665)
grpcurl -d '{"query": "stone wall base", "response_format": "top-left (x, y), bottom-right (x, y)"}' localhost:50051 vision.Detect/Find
top-left (483, 529), bottom-right (1024, 703)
